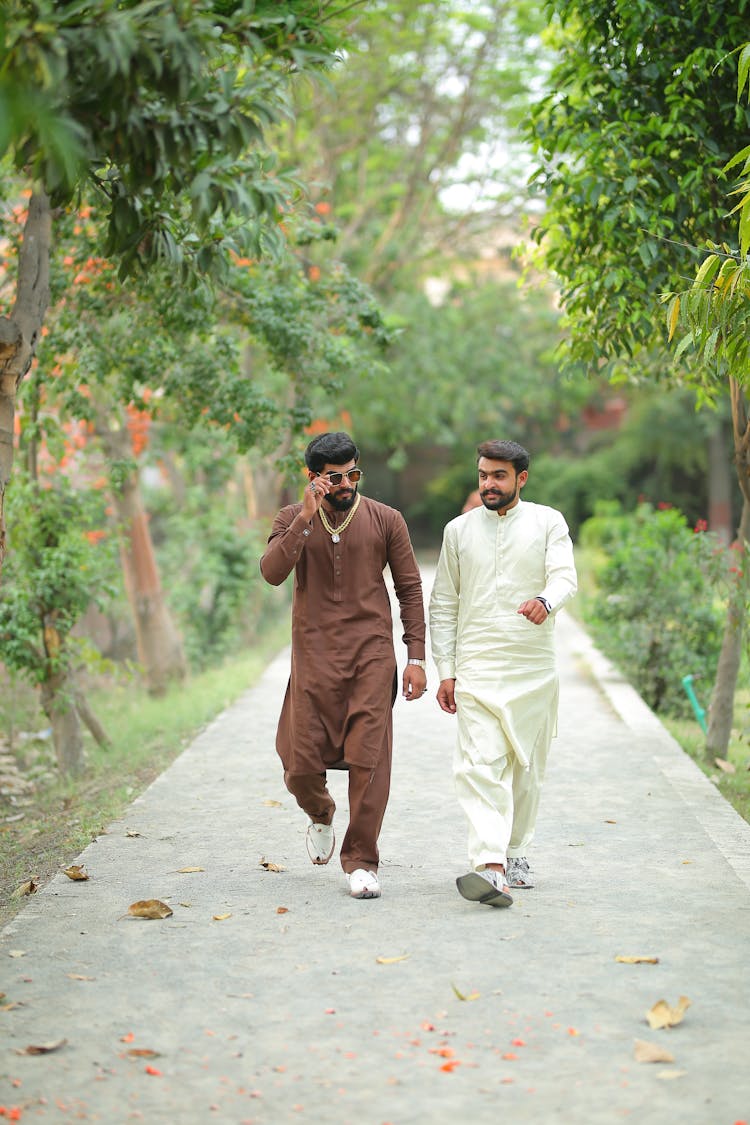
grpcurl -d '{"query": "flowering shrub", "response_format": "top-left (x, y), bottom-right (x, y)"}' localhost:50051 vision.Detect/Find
top-left (579, 502), bottom-right (727, 716)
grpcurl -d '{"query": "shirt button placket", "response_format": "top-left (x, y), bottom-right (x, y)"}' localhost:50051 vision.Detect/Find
top-left (334, 549), bottom-right (342, 600)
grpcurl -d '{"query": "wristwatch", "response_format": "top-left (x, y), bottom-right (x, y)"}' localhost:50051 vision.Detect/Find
top-left (408, 658), bottom-right (427, 669)
top-left (536, 597), bottom-right (552, 614)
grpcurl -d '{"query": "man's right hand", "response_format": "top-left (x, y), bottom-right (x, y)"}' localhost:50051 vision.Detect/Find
top-left (301, 474), bottom-right (332, 521)
top-left (436, 678), bottom-right (457, 714)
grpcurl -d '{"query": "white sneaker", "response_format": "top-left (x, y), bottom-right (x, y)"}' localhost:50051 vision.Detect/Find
top-left (306, 822), bottom-right (335, 865)
top-left (348, 869), bottom-right (381, 899)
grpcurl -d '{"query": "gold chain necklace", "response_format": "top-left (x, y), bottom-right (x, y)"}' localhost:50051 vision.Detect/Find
top-left (318, 494), bottom-right (361, 543)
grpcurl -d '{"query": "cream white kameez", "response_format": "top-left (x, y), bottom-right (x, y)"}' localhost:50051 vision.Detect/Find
top-left (429, 500), bottom-right (577, 870)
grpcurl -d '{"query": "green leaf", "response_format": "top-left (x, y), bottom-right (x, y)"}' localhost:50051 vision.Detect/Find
top-left (738, 42), bottom-right (750, 103)
top-left (693, 253), bottom-right (720, 289)
top-left (666, 295), bottom-right (680, 343)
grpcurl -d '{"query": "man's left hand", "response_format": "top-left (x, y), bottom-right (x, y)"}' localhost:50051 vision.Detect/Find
top-left (403, 665), bottom-right (427, 700)
top-left (517, 599), bottom-right (549, 625)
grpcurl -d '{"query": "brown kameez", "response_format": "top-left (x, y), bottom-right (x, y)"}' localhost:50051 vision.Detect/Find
top-left (260, 494), bottom-right (425, 871)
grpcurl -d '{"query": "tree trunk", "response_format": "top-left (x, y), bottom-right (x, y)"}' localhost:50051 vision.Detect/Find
top-left (74, 687), bottom-right (112, 749)
top-left (99, 416), bottom-right (186, 695)
top-left (116, 471), bottom-right (186, 695)
top-left (40, 668), bottom-right (85, 777)
top-left (0, 188), bottom-right (52, 572)
top-left (704, 380), bottom-right (750, 760)
top-left (707, 416), bottom-right (733, 544)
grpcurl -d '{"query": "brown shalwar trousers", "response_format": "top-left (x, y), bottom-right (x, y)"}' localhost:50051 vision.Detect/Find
top-left (284, 746), bottom-right (392, 874)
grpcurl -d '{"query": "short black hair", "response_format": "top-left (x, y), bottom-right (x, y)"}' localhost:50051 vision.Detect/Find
top-left (304, 431), bottom-right (360, 473)
top-left (476, 440), bottom-right (530, 474)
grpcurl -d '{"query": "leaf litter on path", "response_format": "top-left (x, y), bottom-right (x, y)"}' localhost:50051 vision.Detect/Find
top-left (125, 900), bottom-right (173, 920)
top-left (646, 996), bottom-right (691, 1029)
top-left (634, 1039), bottom-right (675, 1064)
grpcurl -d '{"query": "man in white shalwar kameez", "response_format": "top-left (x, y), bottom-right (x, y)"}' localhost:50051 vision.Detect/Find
top-left (430, 440), bottom-right (577, 908)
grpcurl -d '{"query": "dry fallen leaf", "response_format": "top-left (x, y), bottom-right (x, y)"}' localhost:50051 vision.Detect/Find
top-left (646, 996), bottom-right (691, 1030)
top-left (616, 955), bottom-right (660, 964)
top-left (8, 950), bottom-right (27, 958)
top-left (213, 913), bottom-right (232, 921)
top-left (451, 982), bottom-right (480, 1001)
top-left (375, 954), bottom-right (410, 964)
top-left (63, 865), bottom-right (89, 881)
top-left (126, 899), bottom-right (173, 920)
top-left (67, 973), bottom-right (95, 981)
top-left (126, 1048), bottom-right (161, 1058)
top-left (125, 829), bottom-right (142, 837)
top-left (604, 819), bottom-right (617, 824)
top-left (714, 757), bottom-right (736, 774)
top-left (11, 879), bottom-right (38, 899)
top-left (634, 1038), bottom-right (675, 1064)
top-left (277, 907), bottom-right (289, 914)
top-left (17, 1038), bottom-right (68, 1056)
top-left (259, 857), bottom-right (286, 872)
top-left (177, 866), bottom-right (204, 873)
top-left (657, 1069), bottom-right (688, 1080)
top-left (263, 799), bottom-right (283, 807)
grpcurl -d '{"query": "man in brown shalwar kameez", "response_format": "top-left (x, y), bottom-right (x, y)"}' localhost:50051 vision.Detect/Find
top-left (260, 432), bottom-right (427, 899)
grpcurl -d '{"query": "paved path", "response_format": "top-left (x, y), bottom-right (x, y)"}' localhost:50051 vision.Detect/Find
top-left (3, 573), bottom-right (750, 1124)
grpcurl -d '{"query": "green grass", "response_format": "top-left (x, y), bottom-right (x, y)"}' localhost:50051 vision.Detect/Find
top-left (0, 616), bottom-right (291, 928)
top-left (662, 695), bottom-right (750, 824)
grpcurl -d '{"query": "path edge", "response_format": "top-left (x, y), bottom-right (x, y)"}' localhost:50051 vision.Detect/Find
top-left (561, 611), bottom-right (750, 892)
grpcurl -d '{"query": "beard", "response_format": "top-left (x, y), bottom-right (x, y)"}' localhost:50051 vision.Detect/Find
top-left (480, 482), bottom-right (519, 512)
top-left (326, 486), bottom-right (357, 512)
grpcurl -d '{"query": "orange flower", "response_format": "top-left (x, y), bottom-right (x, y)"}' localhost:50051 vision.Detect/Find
top-left (308, 265), bottom-right (321, 282)
top-left (315, 201), bottom-right (332, 215)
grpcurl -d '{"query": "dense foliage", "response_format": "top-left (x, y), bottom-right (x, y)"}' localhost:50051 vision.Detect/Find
top-left (528, 0), bottom-right (750, 376)
top-left (579, 502), bottom-right (727, 715)
top-left (0, 0), bottom-right (347, 276)
top-left (0, 475), bottom-right (116, 684)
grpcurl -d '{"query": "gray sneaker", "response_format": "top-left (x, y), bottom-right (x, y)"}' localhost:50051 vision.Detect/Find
top-left (506, 856), bottom-right (534, 889)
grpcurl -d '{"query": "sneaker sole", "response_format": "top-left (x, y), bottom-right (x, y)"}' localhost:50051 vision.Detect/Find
top-left (350, 887), bottom-right (381, 899)
top-left (456, 872), bottom-right (513, 908)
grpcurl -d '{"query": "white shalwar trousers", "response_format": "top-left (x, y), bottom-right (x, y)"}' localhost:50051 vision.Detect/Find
top-left (453, 692), bottom-right (553, 871)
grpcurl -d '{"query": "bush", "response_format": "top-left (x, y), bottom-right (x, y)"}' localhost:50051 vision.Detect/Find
top-left (579, 502), bottom-right (726, 716)
top-left (0, 476), bottom-right (117, 685)
top-left (154, 499), bottom-right (288, 670)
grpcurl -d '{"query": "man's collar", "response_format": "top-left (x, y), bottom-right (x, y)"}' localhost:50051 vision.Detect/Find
top-left (481, 498), bottom-right (524, 520)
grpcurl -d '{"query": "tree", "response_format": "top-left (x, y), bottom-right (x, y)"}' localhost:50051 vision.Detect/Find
top-left (665, 43), bottom-right (750, 758)
top-left (0, 474), bottom-right (115, 775)
top-left (0, 0), bottom-right (348, 566)
top-left (15, 188), bottom-right (387, 691)
top-left (282, 0), bottom-right (549, 292)
top-left (525, 0), bottom-right (750, 756)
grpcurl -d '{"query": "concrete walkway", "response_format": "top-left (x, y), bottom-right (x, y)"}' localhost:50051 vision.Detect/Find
top-left (3, 574), bottom-right (750, 1124)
